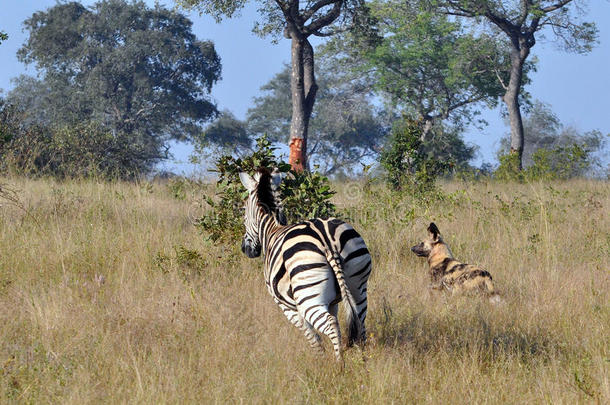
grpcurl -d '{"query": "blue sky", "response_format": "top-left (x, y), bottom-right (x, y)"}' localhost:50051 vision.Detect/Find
top-left (1, 0), bottom-right (609, 175)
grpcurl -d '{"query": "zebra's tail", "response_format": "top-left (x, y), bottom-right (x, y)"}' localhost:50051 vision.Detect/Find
top-left (326, 249), bottom-right (363, 347)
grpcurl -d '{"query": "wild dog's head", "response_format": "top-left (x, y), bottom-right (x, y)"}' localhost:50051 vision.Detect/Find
top-left (411, 222), bottom-right (444, 258)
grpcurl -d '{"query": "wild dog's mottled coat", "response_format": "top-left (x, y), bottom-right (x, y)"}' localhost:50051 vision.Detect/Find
top-left (412, 223), bottom-right (501, 302)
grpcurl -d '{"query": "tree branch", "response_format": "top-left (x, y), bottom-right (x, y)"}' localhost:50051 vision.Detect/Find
top-left (304, 1), bottom-right (343, 35)
top-left (491, 63), bottom-right (509, 91)
top-left (302, 0), bottom-right (340, 21)
top-left (441, 1), bottom-right (517, 37)
top-left (540, 0), bottom-right (575, 13)
top-left (447, 94), bottom-right (488, 113)
top-left (517, 0), bottom-right (530, 26)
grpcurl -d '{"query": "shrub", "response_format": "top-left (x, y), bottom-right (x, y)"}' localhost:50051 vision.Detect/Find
top-left (494, 153), bottom-right (525, 182)
top-left (0, 101), bottom-right (162, 179)
top-left (527, 144), bottom-right (592, 180)
top-left (281, 169), bottom-right (336, 223)
top-left (196, 135), bottom-right (337, 243)
top-left (495, 143), bottom-right (596, 182)
top-left (166, 177), bottom-right (206, 200)
top-left (379, 118), bottom-right (452, 195)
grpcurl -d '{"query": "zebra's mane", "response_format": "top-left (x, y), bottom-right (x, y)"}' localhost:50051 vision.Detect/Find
top-left (255, 168), bottom-right (285, 224)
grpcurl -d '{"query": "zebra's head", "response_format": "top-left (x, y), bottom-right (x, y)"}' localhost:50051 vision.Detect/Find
top-left (238, 168), bottom-right (284, 258)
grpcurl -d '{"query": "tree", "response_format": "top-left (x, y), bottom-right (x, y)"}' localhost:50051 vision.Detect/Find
top-left (197, 110), bottom-right (253, 156)
top-left (179, 0), bottom-right (369, 171)
top-left (10, 0), bottom-right (221, 176)
top-left (0, 97), bottom-right (171, 178)
top-left (498, 100), bottom-right (605, 172)
top-left (247, 65), bottom-right (387, 175)
top-left (0, 31), bottom-right (7, 44)
top-left (324, 0), bottom-right (529, 141)
top-left (435, 0), bottom-right (598, 169)
top-left (380, 118), bottom-right (457, 193)
top-left (195, 64), bottom-right (387, 175)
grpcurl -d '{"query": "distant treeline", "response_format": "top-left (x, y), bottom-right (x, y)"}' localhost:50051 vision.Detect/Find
top-left (0, 0), bottom-right (606, 180)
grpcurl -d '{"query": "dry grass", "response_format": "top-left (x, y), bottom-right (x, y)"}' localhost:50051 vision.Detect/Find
top-left (0, 176), bottom-right (608, 403)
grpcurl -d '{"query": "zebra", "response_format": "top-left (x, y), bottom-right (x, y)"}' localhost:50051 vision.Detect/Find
top-left (238, 168), bottom-right (372, 360)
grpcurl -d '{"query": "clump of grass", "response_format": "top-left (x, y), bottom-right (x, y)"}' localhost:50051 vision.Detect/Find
top-left (0, 177), bottom-right (608, 403)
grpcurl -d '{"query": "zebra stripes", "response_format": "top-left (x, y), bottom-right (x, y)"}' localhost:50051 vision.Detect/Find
top-left (239, 169), bottom-right (372, 360)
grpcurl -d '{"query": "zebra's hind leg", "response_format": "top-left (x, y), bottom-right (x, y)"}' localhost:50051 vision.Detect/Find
top-left (327, 303), bottom-right (343, 361)
top-left (347, 259), bottom-right (371, 346)
top-left (279, 304), bottom-right (323, 353)
top-left (303, 305), bottom-right (342, 361)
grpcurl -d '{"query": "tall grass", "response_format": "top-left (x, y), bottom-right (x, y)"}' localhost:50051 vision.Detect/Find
top-left (0, 177), bottom-right (608, 403)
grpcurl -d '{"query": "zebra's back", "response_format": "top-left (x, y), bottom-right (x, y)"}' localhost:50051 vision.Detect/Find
top-left (263, 217), bottom-right (371, 356)
top-left (264, 218), bottom-right (369, 304)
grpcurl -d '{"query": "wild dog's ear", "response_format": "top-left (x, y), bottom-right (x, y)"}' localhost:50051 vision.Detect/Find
top-left (427, 222), bottom-right (440, 241)
top-left (239, 172), bottom-right (257, 191)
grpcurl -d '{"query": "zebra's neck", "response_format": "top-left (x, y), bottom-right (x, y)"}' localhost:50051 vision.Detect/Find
top-left (256, 207), bottom-right (283, 254)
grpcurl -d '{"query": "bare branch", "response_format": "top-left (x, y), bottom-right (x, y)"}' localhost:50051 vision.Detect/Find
top-left (540, 0), bottom-right (575, 13)
top-left (517, 0), bottom-right (530, 26)
top-left (274, 0), bottom-right (290, 14)
top-left (302, 0), bottom-right (340, 21)
top-left (304, 1), bottom-right (343, 35)
top-left (491, 64), bottom-right (508, 91)
top-left (448, 94), bottom-right (488, 112)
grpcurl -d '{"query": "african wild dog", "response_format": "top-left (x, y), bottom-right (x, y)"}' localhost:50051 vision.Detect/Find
top-left (411, 222), bottom-right (502, 303)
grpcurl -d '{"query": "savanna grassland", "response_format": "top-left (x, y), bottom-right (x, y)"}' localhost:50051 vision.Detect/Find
top-left (0, 177), bottom-right (608, 403)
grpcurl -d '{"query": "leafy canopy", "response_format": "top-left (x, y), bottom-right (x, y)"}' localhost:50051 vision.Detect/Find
top-left (435, 0), bottom-right (598, 54)
top-left (323, 0), bottom-right (528, 133)
top-left (197, 135), bottom-right (337, 243)
top-left (9, 0), bottom-right (222, 175)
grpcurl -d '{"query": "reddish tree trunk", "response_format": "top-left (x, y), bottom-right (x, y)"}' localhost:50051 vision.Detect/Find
top-left (288, 36), bottom-right (317, 172)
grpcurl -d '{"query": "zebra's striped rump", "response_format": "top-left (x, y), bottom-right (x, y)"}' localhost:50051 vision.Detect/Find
top-left (239, 169), bottom-right (371, 360)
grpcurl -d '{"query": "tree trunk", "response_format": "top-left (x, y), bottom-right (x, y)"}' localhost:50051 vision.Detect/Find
top-left (421, 118), bottom-right (433, 142)
top-left (289, 36), bottom-right (317, 172)
top-left (503, 43), bottom-right (529, 170)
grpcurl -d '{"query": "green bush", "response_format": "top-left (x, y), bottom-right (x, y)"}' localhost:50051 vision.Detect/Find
top-left (379, 118), bottom-right (452, 195)
top-left (494, 153), bottom-right (525, 182)
top-left (527, 144), bottom-right (591, 180)
top-left (196, 135), bottom-right (337, 244)
top-left (281, 168), bottom-right (336, 223)
top-left (0, 101), bottom-right (163, 179)
top-left (495, 143), bottom-right (594, 182)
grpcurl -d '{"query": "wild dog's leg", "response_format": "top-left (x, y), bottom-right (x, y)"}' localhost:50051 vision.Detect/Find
top-left (277, 302), bottom-right (323, 352)
top-left (428, 281), bottom-right (444, 290)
